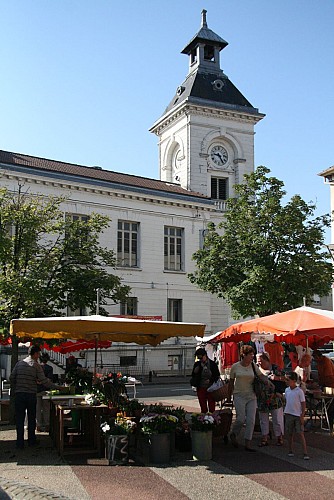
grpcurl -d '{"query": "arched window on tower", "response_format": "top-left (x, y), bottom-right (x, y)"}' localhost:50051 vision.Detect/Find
top-left (204, 44), bottom-right (214, 61)
top-left (190, 49), bottom-right (197, 65)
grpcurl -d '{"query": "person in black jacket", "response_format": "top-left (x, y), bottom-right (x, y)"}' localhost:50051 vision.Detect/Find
top-left (191, 347), bottom-right (220, 413)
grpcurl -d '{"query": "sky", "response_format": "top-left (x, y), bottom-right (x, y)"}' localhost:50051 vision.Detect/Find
top-left (0, 0), bottom-right (333, 229)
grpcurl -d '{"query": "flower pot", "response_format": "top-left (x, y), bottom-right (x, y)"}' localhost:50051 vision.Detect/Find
top-left (191, 430), bottom-right (212, 461)
top-left (106, 435), bottom-right (129, 465)
top-left (148, 433), bottom-right (170, 464)
top-left (170, 430), bottom-right (176, 457)
top-left (175, 429), bottom-right (192, 452)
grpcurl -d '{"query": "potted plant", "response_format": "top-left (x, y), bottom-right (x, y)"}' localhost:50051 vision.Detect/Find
top-left (65, 367), bottom-right (93, 394)
top-left (92, 372), bottom-right (128, 411)
top-left (139, 413), bottom-right (178, 464)
top-left (101, 416), bottom-right (136, 465)
top-left (120, 398), bottom-right (143, 418)
top-left (191, 413), bottom-right (220, 461)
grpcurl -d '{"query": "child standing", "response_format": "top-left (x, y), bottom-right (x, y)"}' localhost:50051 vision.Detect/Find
top-left (284, 372), bottom-right (309, 460)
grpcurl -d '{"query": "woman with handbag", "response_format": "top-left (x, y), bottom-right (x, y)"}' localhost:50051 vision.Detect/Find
top-left (256, 352), bottom-right (286, 447)
top-left (191, 348), bottom-right (220, 413)
top-left (228, 345), bottom-right (271, 452)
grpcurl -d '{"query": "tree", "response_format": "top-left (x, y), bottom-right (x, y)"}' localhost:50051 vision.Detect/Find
top-left (0, 186), bottom-right (131, 366)
top-left (189, 166), bottom-right (333, 318)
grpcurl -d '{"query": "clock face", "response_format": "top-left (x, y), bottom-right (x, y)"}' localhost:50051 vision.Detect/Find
top-left (210, 145), bottom-right (228, 166)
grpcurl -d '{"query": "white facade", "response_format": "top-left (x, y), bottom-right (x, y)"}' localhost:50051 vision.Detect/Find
top-left (0, 12), bottom-right (264, 376)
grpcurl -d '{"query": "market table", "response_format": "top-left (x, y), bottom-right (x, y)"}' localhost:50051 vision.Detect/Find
top-left (125, 379), bottom-right (142, 398)
top-left (49, 399), bottom-right (108, 457)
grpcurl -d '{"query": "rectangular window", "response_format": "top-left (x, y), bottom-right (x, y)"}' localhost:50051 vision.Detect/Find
top-left (211, 177), bottom-right (228, 200)
top-left (120, 297), bottom-right (138, 316)
top-left (167, 298), bottom-right (182, 322)
top-left (164, 226), bottom-right (183, 271)
top-left (117, 221), bottom-right (139, 267)
top-left (65, 213), bottom-right (90, 248)
top-left (120, 356), bottom-right (137, 367)
top-left (67, 306), bottom-right (87, 317)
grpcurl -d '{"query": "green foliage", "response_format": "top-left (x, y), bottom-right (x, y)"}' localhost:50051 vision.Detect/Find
top-left (189, 167), bottom-right (332, 318)
top-left (139, 413), bottom-right (178, 434)
top-left (92, 372), bottom-right (128, 406)
top-left (65, 367), bottom-right (94, 394)
top-left (0, 186), bottom-right (130, 330)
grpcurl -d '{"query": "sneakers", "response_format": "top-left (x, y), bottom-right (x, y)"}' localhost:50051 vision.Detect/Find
top-left (303, 454), bottom-right (310, 460)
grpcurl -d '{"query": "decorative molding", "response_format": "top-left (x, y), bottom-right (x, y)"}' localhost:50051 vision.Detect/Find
top-left (152, 102), bottom-right (263, 135)
top-left (207, 162), bottom-right (235, 174)
top-left (0, 171), bottom-right (215, 213)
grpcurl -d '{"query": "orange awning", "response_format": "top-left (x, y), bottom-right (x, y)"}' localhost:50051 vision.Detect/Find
top-left (213, 307), bottom-right (334, 348)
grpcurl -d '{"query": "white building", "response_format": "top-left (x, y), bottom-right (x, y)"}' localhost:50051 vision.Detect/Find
top-left (0, 11), bottom-right (264, 377)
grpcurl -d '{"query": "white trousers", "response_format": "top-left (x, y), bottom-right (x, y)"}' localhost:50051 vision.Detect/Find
top-left (231, 394), bottom-right (257, 441)
top-left (259, 407), bottom-right (284, 437)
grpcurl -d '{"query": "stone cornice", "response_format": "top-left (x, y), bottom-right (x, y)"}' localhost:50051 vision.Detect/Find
top-left (150, 101), bottom-right (264, 135)
top-left (0, 169), bottom-right (213, 213)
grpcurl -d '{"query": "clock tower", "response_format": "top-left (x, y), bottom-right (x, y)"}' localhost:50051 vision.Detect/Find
top-left (150, 10), bottom-right (264, 200)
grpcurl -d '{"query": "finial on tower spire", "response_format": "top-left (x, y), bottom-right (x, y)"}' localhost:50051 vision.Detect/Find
top-left (201, 9), bottom-right (208, 28)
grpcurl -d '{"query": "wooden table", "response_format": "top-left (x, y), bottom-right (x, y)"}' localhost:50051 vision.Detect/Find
top-left (50, 401), bottom-right (108, 457)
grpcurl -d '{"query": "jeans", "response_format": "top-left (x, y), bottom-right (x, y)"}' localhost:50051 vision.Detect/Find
top-left (15, 392), bottom-right (37, 447)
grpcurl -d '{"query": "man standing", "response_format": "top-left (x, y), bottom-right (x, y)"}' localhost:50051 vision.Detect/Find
top-left (10, 344), bottom-right (61, 449)
top-left (312, 350), bottom-right (334, 388)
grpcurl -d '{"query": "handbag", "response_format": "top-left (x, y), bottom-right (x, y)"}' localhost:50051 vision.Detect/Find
top-left (190, 373), bottom-right (201, 388)
top-left (251, 362), bottom-right (266, 398)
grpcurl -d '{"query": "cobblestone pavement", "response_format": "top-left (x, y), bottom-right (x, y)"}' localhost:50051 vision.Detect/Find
top-left (1, 394), bottom-right (334, 499)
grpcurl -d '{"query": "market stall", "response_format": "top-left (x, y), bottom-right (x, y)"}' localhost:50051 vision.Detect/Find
top-left (10, 315), bottom-right (206, 456)
top-left (212, 306), bottom-right (334, 431)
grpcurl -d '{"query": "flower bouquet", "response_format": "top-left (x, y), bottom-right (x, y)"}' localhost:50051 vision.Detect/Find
top-left (101, 416), bottom-right (137, 436)
top-left (101, 416), bottom-right (136, 466)
top-left (139, 413), bottom-right (178, 435)
top-left (191, 413), bottom-right (220, 432)
top-left (84, 393), bottom-right (100, 406)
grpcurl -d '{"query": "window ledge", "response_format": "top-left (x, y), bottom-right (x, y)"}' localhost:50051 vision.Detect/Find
top-left (163, 270), bottom-right (186, 274)
top-left (116, 266), bottom-right (142, 271)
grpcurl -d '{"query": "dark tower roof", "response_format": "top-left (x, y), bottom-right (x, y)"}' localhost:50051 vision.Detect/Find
top-left (162, 10), bottom-right (261, 117)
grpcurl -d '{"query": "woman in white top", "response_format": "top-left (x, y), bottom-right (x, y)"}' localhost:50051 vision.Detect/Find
top-left (228, 345), bottom-right (272, 452)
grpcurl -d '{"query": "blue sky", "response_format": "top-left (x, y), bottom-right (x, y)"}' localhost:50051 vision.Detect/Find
top-left (1, 0), bottom-right (333, 227)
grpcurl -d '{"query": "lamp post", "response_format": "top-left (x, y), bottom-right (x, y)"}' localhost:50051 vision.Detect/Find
top-left (96, 288), bottom-right (100, 315)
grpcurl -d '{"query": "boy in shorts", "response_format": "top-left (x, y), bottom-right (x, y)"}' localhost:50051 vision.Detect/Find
top-left (284, 372), bottom-right (309, 460)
